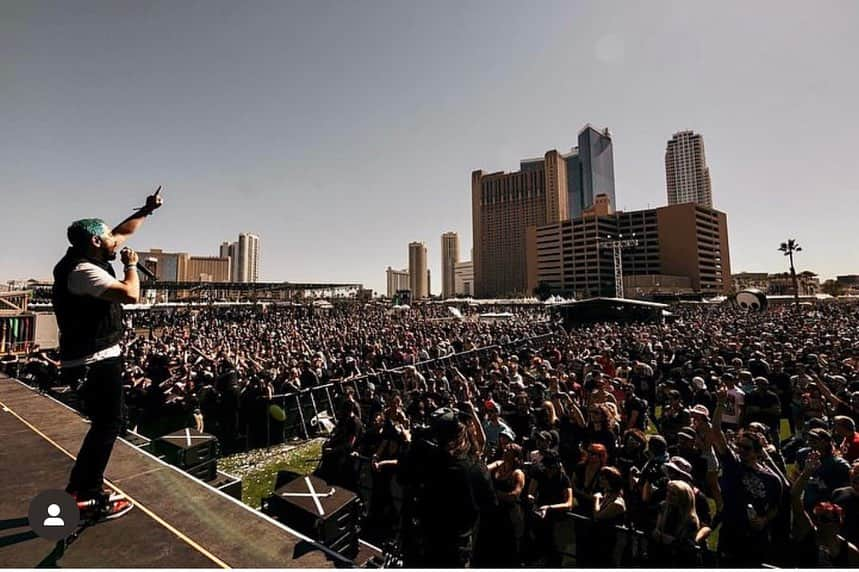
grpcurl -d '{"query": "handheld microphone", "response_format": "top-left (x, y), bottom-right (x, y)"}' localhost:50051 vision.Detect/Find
top-left (121, 247), bottom-right (158, 281)
top-left (136, 263), bottom-right (157, 281)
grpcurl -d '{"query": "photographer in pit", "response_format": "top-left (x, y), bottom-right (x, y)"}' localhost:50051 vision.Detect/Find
top-left (398, 406), bottom-right (496, 568)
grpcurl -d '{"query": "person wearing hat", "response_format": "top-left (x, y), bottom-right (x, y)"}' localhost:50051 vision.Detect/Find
top-left (653, 456), bottom-right (713, 537)
top-left (399, 407), bottom-right (496, 568)
top-left (670, 427), bottom-right (709, 489)
top-left (802, 427), bottom-right (851, 512)
top-left (53, 189), bottom-right (163, 521)
top-left (783, 417), bottom-right (829, 465)
top-left (691, 375), bottom-right (716, 414)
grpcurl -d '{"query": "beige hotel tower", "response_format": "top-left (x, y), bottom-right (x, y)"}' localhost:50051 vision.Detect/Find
top-left (408, 241), bottom-right (429, 299)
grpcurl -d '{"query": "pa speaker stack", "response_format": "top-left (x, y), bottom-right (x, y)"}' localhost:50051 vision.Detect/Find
top-left (261, 474), bottom-right (360, 558)
top-left (153, 428), bottom-right (219, 482)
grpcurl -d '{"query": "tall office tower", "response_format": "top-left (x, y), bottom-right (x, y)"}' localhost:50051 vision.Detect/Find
top-left (386, 267), bottom-right (410, 297)
top-left (236, 233), bottom-right (260, 283)
top-left (441, 232), bottom-right (460, 299)
top-left (472, 149), bottom-right (568, 297)
top-left (228, 242), bottom-right (238, 281)
top-left (219, 241), bottom-right (233, 281)
top-left (565, 125), bottom-right (616, 218)
top-left (665, 130), bottom-right (713, 207)
top-left (408, 242), bottom-right (428, 299)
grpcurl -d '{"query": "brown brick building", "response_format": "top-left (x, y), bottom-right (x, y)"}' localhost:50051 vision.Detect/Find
top-left (472, 150), bottom-right (568, 297)
top-left (526, 202), bottom-right (730, 298)
top-left (137, 249), bottom-right (231, 282)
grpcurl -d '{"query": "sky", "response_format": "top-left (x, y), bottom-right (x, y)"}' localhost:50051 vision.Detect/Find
top-left (2, 0), bottom-right (857, 294)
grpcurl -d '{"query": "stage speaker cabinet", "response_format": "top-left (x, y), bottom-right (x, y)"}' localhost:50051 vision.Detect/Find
top-left (210, 471), bottom-right (243, 500)
top-left (185, 458), bottom-right (218, 482)
top-left (154, 428), bottom-right (219, 469)
top-left (262, 474), bottom-right (360, 558)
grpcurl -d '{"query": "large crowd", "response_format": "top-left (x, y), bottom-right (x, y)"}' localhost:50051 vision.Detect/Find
top-left (313, 300), bottom-right (859, 567)
top-left (5, 299), bottom-right (859, 567)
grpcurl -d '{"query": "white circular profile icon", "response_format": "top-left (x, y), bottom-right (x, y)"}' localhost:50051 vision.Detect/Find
top-left (28, 490), bottom-right (79, 541)
top-left (43, 504), bottom-right (65, 527)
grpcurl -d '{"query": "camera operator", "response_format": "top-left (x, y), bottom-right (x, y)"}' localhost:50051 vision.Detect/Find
top-left (52, 189), bottom-right (162, 520)
top-left (398, 406), bottom-right (496, 568)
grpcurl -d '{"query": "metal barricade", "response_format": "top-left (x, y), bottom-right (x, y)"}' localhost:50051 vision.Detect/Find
top-left (269, 331), bottom-right (564, 441)
top-left (557, 511), bottom-right (709, 567)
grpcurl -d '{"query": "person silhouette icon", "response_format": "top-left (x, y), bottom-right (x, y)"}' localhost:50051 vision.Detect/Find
top-left (43, 504), bottom-right (65, 527)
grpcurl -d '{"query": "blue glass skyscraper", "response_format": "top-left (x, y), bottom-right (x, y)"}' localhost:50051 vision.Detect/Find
top-left (565, 125), bottom-right (616, 218)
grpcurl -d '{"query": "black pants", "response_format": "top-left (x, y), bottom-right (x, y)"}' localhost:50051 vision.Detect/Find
top-left (64, 358), bottom-right (124, 500)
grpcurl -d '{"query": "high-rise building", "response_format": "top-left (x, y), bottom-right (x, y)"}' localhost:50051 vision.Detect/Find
top-left (472, 149), bottom-right (568, 297)
top-left (386, 267), bottom-right (410, 298)
top-left (441, 232), bottom-right (460, 299)
top-left (565, 125), bottom-right (616, 218)
top-left (219, 241), bottom-right (233, 281)
top-left (526, 203), bottom-right (731, 297)
top-left (234, 233), bottom-right (260, 283)
top-left (454, 260), bottom-right (474, 296)
top-left (665, 130), bottom-right (712, 207)
top-left (408, 242), bottom-right (428, 299)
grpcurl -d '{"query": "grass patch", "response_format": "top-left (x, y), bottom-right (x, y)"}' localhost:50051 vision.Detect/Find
top-left (218, 439), bottom-right (324, 509)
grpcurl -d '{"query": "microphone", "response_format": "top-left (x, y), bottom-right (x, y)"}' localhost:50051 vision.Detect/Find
top-left (121, 247), bottom-right (158, 281)
top-left (136, 263), bottom-right (157, 281)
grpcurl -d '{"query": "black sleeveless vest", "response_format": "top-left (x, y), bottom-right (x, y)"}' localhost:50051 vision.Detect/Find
top-left (52, 248), bottom-right (124, 362)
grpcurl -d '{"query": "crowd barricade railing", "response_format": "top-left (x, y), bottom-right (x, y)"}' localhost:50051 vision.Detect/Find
top-left (267, 330), bottom-right (562, 440)
top-left (557, 511), bottom-right (711, 567)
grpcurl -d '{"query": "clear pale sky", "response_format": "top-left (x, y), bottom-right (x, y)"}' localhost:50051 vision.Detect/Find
top-left (2, 0), bottom-right (857, 294)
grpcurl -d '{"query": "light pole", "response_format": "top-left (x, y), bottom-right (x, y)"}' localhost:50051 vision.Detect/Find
top-left (599, 233), bottom-right (638, 299)
top-left (778, 239), bottom-right (802, 307)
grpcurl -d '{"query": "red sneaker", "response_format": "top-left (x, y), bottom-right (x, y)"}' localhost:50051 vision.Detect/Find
top-left (75, 491), bottom-right (133, 521)
top-left (100, 496), bottom-right (133, 520)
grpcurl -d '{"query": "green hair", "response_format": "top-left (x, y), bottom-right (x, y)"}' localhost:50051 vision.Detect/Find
top-left (67, 218), bottom-right (110, 248)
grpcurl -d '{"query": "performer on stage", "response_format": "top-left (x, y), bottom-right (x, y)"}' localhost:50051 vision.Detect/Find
top-left (52, 188), bottom-right (163, 519)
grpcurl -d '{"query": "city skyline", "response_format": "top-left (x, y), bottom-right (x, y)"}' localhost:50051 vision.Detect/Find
top-left (2, 1), bottom-right (857, 294)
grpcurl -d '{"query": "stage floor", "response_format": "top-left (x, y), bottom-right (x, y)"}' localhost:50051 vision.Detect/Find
top-left (0, 374), bottom-right (347, 568)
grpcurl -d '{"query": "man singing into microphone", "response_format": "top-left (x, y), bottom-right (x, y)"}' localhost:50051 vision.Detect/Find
top-left (52, 189), bottom-right (163, 520)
